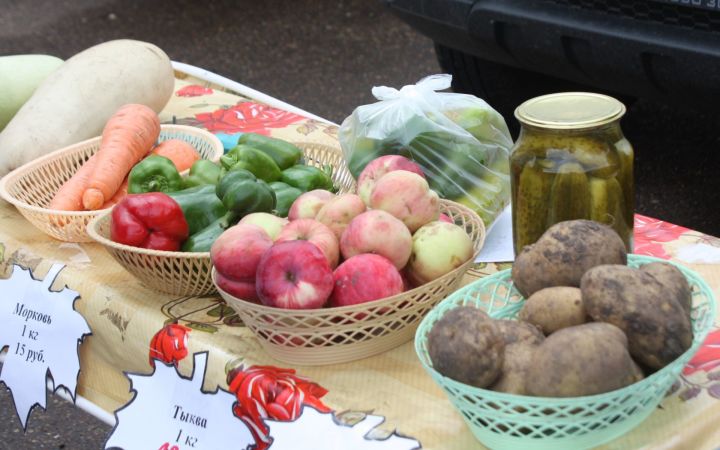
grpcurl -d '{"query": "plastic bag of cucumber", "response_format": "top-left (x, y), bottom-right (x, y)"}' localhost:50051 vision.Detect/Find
top-left (339, 74), bottom-right (513, 227)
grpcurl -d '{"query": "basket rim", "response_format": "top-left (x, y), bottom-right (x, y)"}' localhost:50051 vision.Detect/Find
top-left (86, 209), bottom-right (212, 258)
top-left (215, 198), bottom-right (486, 317)
top-left (0, 124), bottom-right (223, 217)
top-left (414, 254), bottom-right (718, 405)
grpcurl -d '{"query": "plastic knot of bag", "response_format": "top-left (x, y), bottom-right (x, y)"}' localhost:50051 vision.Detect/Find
top-left (371, 74), bottom-right (452, 101)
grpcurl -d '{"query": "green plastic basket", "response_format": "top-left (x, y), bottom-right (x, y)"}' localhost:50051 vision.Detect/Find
top-left (415, 255), bottom-right (716, 450)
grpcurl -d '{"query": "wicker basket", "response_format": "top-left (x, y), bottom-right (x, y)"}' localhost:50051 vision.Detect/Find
top-left (0, 125), bottom-right (223, 243)
top-left (86, 142), bottom-right (357, 296)
top-left (215, 199), bottom-right (486, 366)
top-left (87, 210), bottom-right (216, 296)
top-left (415, 255), bottom-right (716, 450)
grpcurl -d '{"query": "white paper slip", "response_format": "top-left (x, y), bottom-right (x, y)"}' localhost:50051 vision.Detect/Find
top-left (106, 351), bottom-right (421, 450)
top-left (0, 263), bottom-right (92, 428)
top-left (475, 205), bottom-right (514, 263)
top-left (105, 352), bottom-right (254, 450)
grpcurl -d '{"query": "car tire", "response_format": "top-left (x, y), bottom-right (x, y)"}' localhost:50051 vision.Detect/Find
top-left (434, 43), bottom-right (634, 135)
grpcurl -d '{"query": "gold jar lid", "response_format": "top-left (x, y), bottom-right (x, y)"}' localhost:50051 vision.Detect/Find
top-left (514, 92), bottom-right (626, 130)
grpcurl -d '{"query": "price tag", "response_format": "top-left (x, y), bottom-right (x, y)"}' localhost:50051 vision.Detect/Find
top-left (105, 352), bottom-right (255, 450)
top-left (0, 263), bottom-right (91, 428)
top-left (106, 352), bottom-right (421, 450)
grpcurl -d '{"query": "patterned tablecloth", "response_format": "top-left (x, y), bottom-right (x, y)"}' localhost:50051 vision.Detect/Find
top-left (2, 72), bottom-right (720, 449)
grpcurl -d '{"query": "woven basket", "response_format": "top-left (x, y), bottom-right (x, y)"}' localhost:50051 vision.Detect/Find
top-left (415, 255), bottom-right (716, 450)
top-left (86, 142), bottom-right (356, 296)
top-left (0, 125), bottom-right (223, 243)
top-left (215, 199), bottom-right (486, 366)
top-left (86, 210), bottom-right (215, 296)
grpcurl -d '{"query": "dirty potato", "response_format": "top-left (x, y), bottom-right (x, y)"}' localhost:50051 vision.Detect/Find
top-left (511, 220), bottom-right (627, 297)
top-left (494, 319), bottom-right (544, 345)
top-left (519, 287), bottom-right (586, 335)
top-left (490, 343), bottom-right (537, 395)
top-left (641, 262), bottom-right (693, 317)
top-left (581, 264), bottom-right (693, 370)
top-left (427, 306), bottom-right (504, 388)
top-left (525, 323), bottom-right (641, 397)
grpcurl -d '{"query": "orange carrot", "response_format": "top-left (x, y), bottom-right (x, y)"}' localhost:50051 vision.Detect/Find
top-left (100, 177), bottom-right (128, 209)
top-left (151, 139), bottom-right (200, 172)
top-left (82, 104), bottom-right (159, 210)
top-left (48, 153), bottom-right (100, 211)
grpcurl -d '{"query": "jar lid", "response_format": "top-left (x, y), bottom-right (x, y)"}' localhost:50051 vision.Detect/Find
top-left (514, 92), bottom-right (626, 130)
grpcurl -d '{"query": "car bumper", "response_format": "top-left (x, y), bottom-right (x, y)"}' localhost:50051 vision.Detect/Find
top-left (387, 0), bottom-right (720, 107)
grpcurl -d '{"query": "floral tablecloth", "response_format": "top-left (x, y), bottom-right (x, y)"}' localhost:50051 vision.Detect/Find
top-left (1, 72), bottom-right (720, 449)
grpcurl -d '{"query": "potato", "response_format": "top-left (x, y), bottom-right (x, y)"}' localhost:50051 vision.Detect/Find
top-left (581, 264), bottom-right (693, 370)
top-left (519, 287), bottom-right (586, 334)
top-left (511, 220), bottom-right (627, 297)
top-left (631, 359), bottom-right (646, 380)
top-left (641, 262), bottom-right (692, 316)
top-left (494, 319), bottom-right (544, 345)
top-left (525, 323), bottom-right (642, 397)
top-left (427, 306), bottom-right (504, 388)
top-left (490, 343), bottom-right (536, 395)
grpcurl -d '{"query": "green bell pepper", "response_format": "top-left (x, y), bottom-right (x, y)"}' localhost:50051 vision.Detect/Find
top-left (237, 133), bottom-right (303, 170)
top-left (183, 160), bottom-right (222, 188)
top-left (167, 185), bottom-right (227, 236)
top-left (216, 169), bottom-right (276, 222)
top-left (128, 155), bottom-right (184, 194)
top-left (181, 218), bottom-right (225, 252)
top-left (269, 181), bottom-right (303, 218)
top-left (280, 164), bottom-right (335, 192)
top-left (220, 145), bottom-right (282, 182)
top-left (178, 171), bottom-right (277, 252)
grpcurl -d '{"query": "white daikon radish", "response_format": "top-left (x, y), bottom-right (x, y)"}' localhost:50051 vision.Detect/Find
top-left (0, 40), bottom-right (175, 175)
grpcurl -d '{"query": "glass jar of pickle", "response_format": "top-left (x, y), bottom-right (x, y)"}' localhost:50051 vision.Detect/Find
top-left (511, 92), bottom-right (634, 254)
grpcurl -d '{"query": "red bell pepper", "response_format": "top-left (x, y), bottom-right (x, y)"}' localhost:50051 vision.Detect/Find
top-left (110, 192), bottom-right (189, 251)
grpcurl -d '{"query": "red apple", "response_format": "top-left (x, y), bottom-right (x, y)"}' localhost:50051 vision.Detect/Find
top-left (369, 170), bottom-right (440, 232)
top-left (439, 213), bottom-right (453, 223)
top-left (275, 219), bottom-right (340, 268)
top-left (329, 254), bottom-right (404, 307)
top-left (340, 210), bottom-right (412, 269)
top-left (315, 193), bottom-right (366, 240)
top-left (357, 156), bottom-right (425, 205)
top-left (256, 240), bottom-right (334, 309)
top-left (210, 223), bottom-right (273, 281)
top-left (287, 189), bottom-right (335, 221)
top-left (215, 272), bottom-right (259, 303)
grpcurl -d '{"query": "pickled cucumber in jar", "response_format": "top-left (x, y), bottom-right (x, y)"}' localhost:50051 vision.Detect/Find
top-left (510, 93), bottom-right (634, 254)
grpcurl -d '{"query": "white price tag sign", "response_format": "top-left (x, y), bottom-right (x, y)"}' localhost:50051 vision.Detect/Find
top-left (106, 352), bottom-right (420, 450)
top-left (105, 352), bottom-right (254, 450)
top-left (0, 263), bottom-right (91, 428)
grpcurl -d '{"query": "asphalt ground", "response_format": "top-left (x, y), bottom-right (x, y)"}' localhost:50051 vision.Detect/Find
top-left (1, 0), bottom-right (719, 448)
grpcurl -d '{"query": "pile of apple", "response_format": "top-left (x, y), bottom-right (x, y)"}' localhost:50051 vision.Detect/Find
top-left (210, 155), bottom-right (476, 310)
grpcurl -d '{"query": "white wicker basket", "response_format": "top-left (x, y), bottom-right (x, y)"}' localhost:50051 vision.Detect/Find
top-left (0, 125), bottom-right (223, 242)
top-left (215, 199), bottom-right (486, 366)
top-left (87, 210), bottom-right (216, 296)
